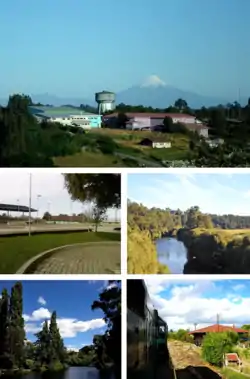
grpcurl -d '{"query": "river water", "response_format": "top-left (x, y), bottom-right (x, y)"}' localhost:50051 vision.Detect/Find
top-left (156, 237), bottom-right (187, 274)
top-left (3, 367), bottom-right (110, 379)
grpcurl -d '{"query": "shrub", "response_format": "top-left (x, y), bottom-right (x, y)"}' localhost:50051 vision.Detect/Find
top-left (202, 332), bottom-right (235, 366)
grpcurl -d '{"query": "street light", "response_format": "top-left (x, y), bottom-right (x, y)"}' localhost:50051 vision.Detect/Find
top-left (17, 199), bottom-right (19, 218)
top-left (37, 194), bottom-right (41, 219)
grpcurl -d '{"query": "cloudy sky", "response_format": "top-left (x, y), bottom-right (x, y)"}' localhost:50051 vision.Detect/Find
top-left (128, 173), bottom-right (250, 215)
top-left (145, 278), bottom-right (250, 332)
top-left (0, 172), bottom-right (120, 220)
top-left (0, 280), bottom-right (115, 351)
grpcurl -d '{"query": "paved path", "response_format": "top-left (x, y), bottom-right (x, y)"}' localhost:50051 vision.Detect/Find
top-left (29, 242), bottom-right (121, 274)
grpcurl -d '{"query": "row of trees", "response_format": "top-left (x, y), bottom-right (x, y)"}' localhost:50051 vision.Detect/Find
top-left (0, 94), bottom-right (87, 167)
top-left (0, 282), bottom-right (66, 371)
top-left (128, 201), bottom-right (250, 239)
top-left (106, 98), bottom-right (250, 119)
top-left (0, 281), bottom-right (121, 377)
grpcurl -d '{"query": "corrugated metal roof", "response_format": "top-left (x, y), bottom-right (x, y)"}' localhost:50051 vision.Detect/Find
top-left (29, 106), bottom-right (99, 117)
top-left (0, 203), bottom-right (37, 212)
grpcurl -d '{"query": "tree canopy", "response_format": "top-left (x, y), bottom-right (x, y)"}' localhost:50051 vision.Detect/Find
top-left (64, 174), bottom-right (121, 208)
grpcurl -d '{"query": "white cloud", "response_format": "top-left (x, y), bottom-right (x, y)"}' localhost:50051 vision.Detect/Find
top-left (25, 323), bottom-right (41, 334)
top-left (23, 307), bottom-right (51, 322)
top-left (56, 318), bottom-right (105, 338)
top-left (38, 296), bottom-right (46, 306)
top-left (24, 307), bottom-right (105, 339)
top-left (141, 75), bottom-right (166, 87)
top-left (145, 279), bottom-right (250, 331)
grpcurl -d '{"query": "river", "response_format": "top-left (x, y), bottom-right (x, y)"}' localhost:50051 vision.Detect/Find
top-left (156, 237), bottom-right (187, 274)
top-left (2, 367), bottom-right (112, 379)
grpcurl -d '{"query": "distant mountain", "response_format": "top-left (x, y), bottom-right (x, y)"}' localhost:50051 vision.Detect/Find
top-left (0, 76), bottom-right (247, 108)
top-left (0, 94), bottom-right (94, 107)
top-left (116, 84), bottom-right (226, 109)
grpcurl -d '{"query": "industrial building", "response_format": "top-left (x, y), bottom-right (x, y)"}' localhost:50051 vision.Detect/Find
top-left (104, 112), bottom-right (209, 137)
top-left (29, 106), bottom-right (102, 129)
top-left (95, 91), bottom-right (116, 114)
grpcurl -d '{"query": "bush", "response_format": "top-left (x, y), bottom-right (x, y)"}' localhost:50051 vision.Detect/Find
top-left (48, 360), bottom-right (66, 372)
top-left (96, 135), bottom-right (117, 154)
top-left (202, 332), bottom-right (235, 366)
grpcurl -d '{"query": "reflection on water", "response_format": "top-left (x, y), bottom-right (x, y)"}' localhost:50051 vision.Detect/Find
top-left (3, 367), bottom-right (104, 379)
top-left (156, 238), bottom-right (187, 274)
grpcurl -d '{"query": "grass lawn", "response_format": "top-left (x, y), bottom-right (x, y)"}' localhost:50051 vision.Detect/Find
top-left (0, 232), bottom-right (120, 274)
top-left (222, 368), bottom-right (250, 379)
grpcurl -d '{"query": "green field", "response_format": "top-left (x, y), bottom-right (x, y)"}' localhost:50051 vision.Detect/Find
top-left (0, 232), bottom-right (120, 274)
top-left (55, 129), bottom-right (190, 167)
top-left (54, 151), bottom-right (126, 167)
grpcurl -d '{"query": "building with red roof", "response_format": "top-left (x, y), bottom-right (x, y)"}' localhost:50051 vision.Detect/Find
top-left (104, 112), bottom-right (209, 137)
top-left (189, 324), bottom-right (248, 346)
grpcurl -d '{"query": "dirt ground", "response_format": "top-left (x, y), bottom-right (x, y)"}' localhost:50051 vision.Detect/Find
top-left (168, 340), bottom-right (219, 373)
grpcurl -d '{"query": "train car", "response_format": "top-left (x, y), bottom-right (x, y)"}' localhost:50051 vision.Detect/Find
top-left (127, 280), bottom-right (168, 378)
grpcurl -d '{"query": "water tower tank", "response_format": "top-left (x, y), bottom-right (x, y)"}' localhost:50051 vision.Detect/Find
top-left (95, 91), bottom-right (115, 114)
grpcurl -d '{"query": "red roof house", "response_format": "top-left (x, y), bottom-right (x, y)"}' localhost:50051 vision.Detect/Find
top-left (189, 324), bottom-right (248, 346)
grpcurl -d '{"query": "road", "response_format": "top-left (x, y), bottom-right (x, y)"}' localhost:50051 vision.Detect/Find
top-left (115, 152), bottom-right (163, 167)
top-left (0, 223), bottom-right (120, 236)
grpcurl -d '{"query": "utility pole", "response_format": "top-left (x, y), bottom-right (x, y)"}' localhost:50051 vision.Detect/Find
top-left (217, 314), bottom-right (220, 332)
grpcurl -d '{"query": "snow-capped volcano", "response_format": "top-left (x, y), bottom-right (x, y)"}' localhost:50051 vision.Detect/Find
top-left (141, 75), bottom-right (167, 88)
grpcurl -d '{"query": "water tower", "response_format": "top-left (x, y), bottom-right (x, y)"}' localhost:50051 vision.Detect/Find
top-left (95, 91), bottom-right (115, 114)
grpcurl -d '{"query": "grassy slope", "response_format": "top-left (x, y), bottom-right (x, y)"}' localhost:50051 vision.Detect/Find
top-left (55, 129), bottom-right (190, 167)
top-left (0, 232), bottom-right (120, 274)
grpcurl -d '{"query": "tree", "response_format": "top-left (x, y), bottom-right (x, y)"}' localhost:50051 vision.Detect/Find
top-left (0, 289), bottom-right (11, 368)
top-left (162, 116), bottom-right (173, 133)
top-left (64, 174), bottom-right (121, 209)
top-left (49, 311), bottom-right (66, 364)
top-left (43, 212), bottom-right (52, 221)
top-left (92, 204), bottom-right (107, 232)
top-left (116, 112), bottom-right (129, 128)
top-left (9, 282), bottom-right (25, 368)
top-left (35, 321), bottom-right (51, 366)
top-left (174, 98), bottom-right (188, 112)
top-left (92, 281), bottom-right (121, 378)
top-left (209, 109), bottom-right (227, 136)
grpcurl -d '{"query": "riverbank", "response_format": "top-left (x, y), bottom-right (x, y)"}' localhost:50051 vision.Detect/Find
top-left (174, 227), bottom-right (250, 274)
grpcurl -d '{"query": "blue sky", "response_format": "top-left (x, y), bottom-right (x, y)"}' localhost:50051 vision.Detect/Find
top-left (145, 278), bottom-right (250, 331)
top-left (0, 280), bottom-right (114, 351)
top-left (0, 0), bottom-right (249, 99)
top-left (128, 173), bottom-right (250, 215)
top-left (0, 172), bottom-right (120, 220)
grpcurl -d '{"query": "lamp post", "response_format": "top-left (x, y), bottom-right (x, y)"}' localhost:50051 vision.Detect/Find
top-left (17, 199), bottom-right (19, 218)
top-left (37, 194), bottom-right (41, 219)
